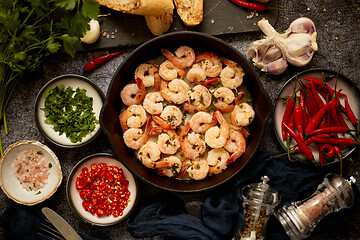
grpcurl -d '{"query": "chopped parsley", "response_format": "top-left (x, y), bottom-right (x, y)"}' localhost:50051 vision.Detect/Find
top-left (41, 85), bottom-right (99, 143)
top-left (48, 163), bottom-right (53, 168)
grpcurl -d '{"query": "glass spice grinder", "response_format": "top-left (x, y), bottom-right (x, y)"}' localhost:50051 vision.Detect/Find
top-left (275, 173), bottom-right (356, 240)
top-left (233, 176), bottom-right (280, 240)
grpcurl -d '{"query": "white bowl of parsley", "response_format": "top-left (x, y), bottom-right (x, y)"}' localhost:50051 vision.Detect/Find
top-left (35, 74), bottom-right (104, 148)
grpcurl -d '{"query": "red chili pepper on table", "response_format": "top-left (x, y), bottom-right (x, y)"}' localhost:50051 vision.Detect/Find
top-left (229, 0), bottom-right (266, 11)
top-left (85, 50), bottom-right (125, 72)
top-left (283, 122), bottom-right (315, 163)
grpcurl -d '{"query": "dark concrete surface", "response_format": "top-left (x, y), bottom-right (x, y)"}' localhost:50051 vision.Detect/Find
top-left (1, 0), bottom-right (359, 239)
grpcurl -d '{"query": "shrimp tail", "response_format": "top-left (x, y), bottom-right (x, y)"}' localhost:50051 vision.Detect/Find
top-left (135, 77), bottom-right (146, 102)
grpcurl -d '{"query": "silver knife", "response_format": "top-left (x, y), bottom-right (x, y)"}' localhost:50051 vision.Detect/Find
top-left (42, 207), bottom-right (83, 240)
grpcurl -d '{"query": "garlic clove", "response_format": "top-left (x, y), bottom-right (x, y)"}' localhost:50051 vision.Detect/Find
top-left (265, 58), bottom-right (288, 75)
top-left (262, 45), bottom-right (283, 64)
top-left (81, 19), bottom-right (101, 44)
top-left (287, 17), bottom-right (316, 35)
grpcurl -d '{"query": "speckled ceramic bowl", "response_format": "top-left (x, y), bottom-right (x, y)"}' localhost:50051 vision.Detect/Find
top-left (0, 140), bottom-right (62, 205)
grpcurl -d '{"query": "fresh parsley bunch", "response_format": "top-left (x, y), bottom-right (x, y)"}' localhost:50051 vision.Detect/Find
top-left (0, 0), bottom-right (100, 154)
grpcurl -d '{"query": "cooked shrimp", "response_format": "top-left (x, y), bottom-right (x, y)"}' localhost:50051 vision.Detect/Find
top-left (159, 60), bottom-right (186, 81)
top-left (123, 119), bottom-right (151, 150)
top-left (225, 129), bottom-right (246, 164)
top-left (143, 92), bottom-right (164, 115)
top-left (186, 158), bottom-right (209, 180)
top-left (120, 77), bottom-right (146, 106)
top-left (189, 111), bottom-right (217, 134)
top-left (134, 63), bottom-right (159, 87)
top-left (220, 58), bottom-right (245, 90)
top-left (195, 52), bottom-right (222, 77)
top-left (162, 46), bottom-right (195, 68)
top-left (157, 129), bottom-right (180, 155)
top-left (138, 141), bottom-right (161, 169)
top-left (179, 122), bottom-right (206, 159)
top-left (119, 105), bottom-right (147, 132)
top-left (160, 79), bottom-right (190, 104)
top-left (182, 85), bottom-right (212, 113)
top-left (155, 156), bottom-right (182, 178)
top-left (230, 103), bottom-right (255, 127)
top-left (212, 87), bottom-right (236, 113)
top-left (186, 64), bottom-right (207, 83)
top-left (152, 105), bottom-right (183, 130)
top-left (205, 110), bottom-right (230, 148)
top-left (207, 148), bottom-right (230, 175)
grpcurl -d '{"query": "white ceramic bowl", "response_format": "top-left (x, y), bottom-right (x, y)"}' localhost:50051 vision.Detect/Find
top-left (66, 153), bottom-right (138, 226)
top-left (0, 140), bottom-right (62, 205)
top-left (35, 74), bottom-right (104, 148)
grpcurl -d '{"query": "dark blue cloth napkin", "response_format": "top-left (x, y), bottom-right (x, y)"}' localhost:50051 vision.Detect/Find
top-left (0, 203), bottom-right (104, 240)
top-left (127, 151), bottom-right (360, 240)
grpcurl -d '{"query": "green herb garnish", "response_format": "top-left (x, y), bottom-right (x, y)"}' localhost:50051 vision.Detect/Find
top-left (0, 0), bottom-right (100, 155)
top-left (49, 163), bottom-right (53, 168)
top-left (37, 151), bottom-right (43, 155)
top-left (41, 85), bottom-right (99, 143)
top-left (36, 191), bottom-right (41, 195)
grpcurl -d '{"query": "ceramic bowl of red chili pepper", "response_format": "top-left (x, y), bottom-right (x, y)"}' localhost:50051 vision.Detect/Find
top-left (273, 68), bottom-right (360, 166)
top-left (66, 153), bottom-right (139, 226)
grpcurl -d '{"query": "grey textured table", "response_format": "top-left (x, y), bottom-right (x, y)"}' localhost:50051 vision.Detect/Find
top-left (1, 0), bottom-right (359, 239)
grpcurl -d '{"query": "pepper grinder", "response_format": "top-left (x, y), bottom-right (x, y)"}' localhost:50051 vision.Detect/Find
top-left (275, 173), bottom-right (356, 240)
top-left (233, 176), bottom-right (280, 240)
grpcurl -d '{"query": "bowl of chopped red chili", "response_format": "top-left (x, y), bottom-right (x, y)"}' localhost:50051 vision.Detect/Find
top-left (66, 153), bottom-right (138, 226)
top-left (274, 68), bottom-right (360, 167)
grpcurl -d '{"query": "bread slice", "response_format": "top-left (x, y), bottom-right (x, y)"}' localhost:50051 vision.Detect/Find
top-left (174, 0), bottom-right (204, 27)
top-left (145, 12), bottom-right (173, 36)
top-left (96, 0), bottom-right (174, 16)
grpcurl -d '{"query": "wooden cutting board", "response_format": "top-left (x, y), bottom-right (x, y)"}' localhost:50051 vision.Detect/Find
top-left (81, 0), bottom-right (278, 51)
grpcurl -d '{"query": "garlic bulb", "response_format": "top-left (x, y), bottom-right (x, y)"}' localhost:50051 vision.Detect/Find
top-left (247, 17), bottom-right (318, 75)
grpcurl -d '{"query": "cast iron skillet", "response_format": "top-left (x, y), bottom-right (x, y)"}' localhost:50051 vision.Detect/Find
top-left (100, 31), bottom-right (271, 192)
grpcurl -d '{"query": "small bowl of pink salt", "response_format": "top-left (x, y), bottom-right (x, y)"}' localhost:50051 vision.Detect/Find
top-left (0, 140), bottom-right (62, 205)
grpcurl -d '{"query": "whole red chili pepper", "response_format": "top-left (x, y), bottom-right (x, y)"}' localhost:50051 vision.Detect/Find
top-left (310, 81), bottom-right (325, 109)
top-left (330, 93), bottom-right (342, 126)
top-left (317, 143), bottom-right (324, 166)
top-left (308, 126), bottom-right (348, 136)
top-left (283, 122), bottom-right (314, 162)
top-left (281, 93), bottom-right (296, 141)
top-left (299, 90), bottom-right (309, 127)
top-left (336, 103), bottom-right (348, 128)
top-left (285, 113), bottom-right (295, 161)
top-left (344, 96), bottom-right (358, 126)
top-left (327, 85), bottom-right (346, 97)
top-left (294, 96), bottom-right (304, 140)
top-left (304, 77), bottom-right (324, 87)
top-left (305, 101), bottom-right (333, 135)
top-left (229, 0), bottom-right (265, 11)
top-left (312, 137), bottom-right (357, 146)
top-left (85, 50), bottom-right (125, 71)
top-left (304, 88), bottom-right (319, 117)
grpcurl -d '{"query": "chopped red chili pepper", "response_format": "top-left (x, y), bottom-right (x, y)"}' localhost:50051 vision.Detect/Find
top-left (75, 163), bottom-right (130, 218)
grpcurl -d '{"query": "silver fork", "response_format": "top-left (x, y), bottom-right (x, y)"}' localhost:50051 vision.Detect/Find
top-left (37, 218), bottom-right (65, 240)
